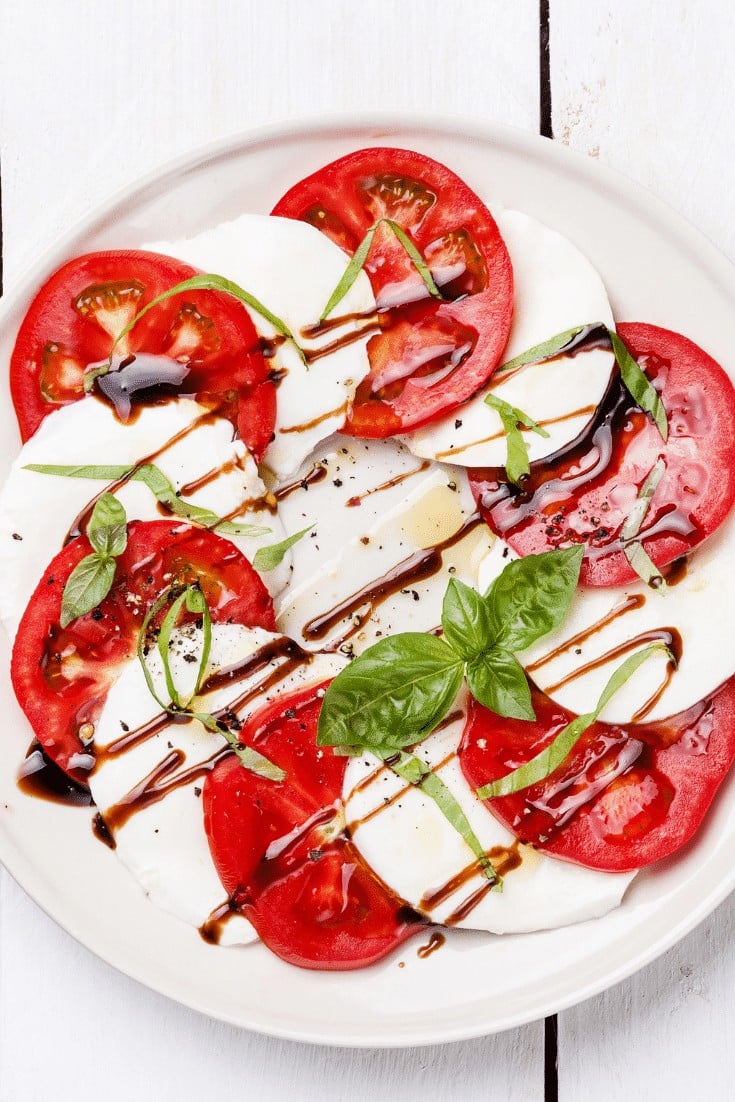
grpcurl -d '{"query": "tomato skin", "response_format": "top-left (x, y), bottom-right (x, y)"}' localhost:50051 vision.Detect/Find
top-left (10, 250), bottom-right (276, 459)
top-left (11, 520), bottom-right (276, 778)
top-left (470, 323), bottom-right (735, 586)
top-left (272, 147), bottom-right (514, 437)
top-left (459, 680), bottom-right (735, 872)
top-left (204, 684), bottom-right (424, 970)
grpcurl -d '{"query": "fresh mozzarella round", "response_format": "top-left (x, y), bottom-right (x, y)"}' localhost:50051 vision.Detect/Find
top-left (405, 209), bottom-right (616, 468)
top-left (478, 507), bottom-right (735, 724)
top-left (90, 622), bottom-right (347, 940)
top-left (275, 441), bottom-right (494, 654)
top-left (0, 396), bottom-right (289, 638)
top-left (144, 214), bottom-right (375, 480)
top-left (344, 690), bottom-right (634, 933)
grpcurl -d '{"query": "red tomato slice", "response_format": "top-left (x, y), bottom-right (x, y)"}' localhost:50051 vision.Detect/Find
top-left (469, 323), bottom-right (735, 586)
top-left (204, 684), bottom-right (424, 970)
top-left (272, 147), bottom-right (513, 437)
top-left (11, 520), bottom-right (276, 779)
top-left (459, 679), bottom-right (735, 872)
top-left (10, 250), bottom-right (276, 459)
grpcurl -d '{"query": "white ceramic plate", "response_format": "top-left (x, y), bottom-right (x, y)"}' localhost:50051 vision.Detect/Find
top-left (2, 114), bottom-right (735, 1048)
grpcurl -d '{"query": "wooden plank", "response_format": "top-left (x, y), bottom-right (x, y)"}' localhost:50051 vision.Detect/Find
top-left (551, 2), bottom-right (735, 1096)
top-left (0, 2), bottom-right (546, 1098)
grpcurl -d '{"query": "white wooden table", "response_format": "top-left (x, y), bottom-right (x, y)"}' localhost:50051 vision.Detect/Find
top-left (1, 2), bottom-right (734, 1098)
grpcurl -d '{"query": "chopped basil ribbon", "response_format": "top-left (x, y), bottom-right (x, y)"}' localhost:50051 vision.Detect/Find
top-left (252, 522), bottom-right (315, 572)
top-left (389, 752), bottom-right (501, 889)
top-left (24, 463), bottom-right (271, 538)
top-left (494, 323), bottom-right (668, 442)
top-left (620, 458), bottom-right (667, 589)
top-left (59, 494), bottom-right (127, 627)
top-left (320, 218), bottom-right (443, 321)
top-left (483, 393), bottom-right (550, 484)
top-left (137, 584), bottom-right (285, 781)
top-left (477, 643), bottom-right (674, 799)
top-left (84, 272), bottom-right (306, 392)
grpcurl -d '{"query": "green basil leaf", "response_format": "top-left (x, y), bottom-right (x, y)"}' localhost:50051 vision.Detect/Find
top-left (320, 217), bottom-right (443, 321)
top-left (185, 585), bottom-right (212, 698)
top-left (218, 728), bottom-right (286, 782)
top-left (60, 554), bottom-right (116, 628)
top-left (87, 493), bottom-right (128, 558)
top-left (441, 577), bottom-right (494, 658)
top-left (390, 753), bottom-right (500, 887)
top-left (609, 330), bottom-right (668, 442)
top-left (24, 463), bottom-right (133, 480)
top-left (495, 324), bottom-right (594, 377)
top-left (252, 522), bottom-right (315, 572)
top-left (156, 589), bottom-right (190, 706)
top-left (477, 643), bottom-right (672, 798)
top-left (466, 649), bottom-right (535, 721)
top-left (484, 546), bottom-right (584, 652)
top-left (624, 542), bottom-right (666, 590)
top-left (620, 459), bottom-right (667, 589)
top-left (317, 633), bottom-right (463, 754)
top-left (484, 393), bottom-right (550, 485)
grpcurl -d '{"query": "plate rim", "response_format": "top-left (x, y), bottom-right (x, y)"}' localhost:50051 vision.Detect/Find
top-left (2, 109), bottom-right (735, 1048)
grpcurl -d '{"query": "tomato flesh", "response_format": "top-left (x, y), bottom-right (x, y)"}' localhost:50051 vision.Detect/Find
top-left (272, 147), bottom-right (514, 437)
top-left (10, 250), bottom-right (276, 459)
top-left (459, 679), bottom-right (735, 872)
top-left (11, 520), bottom-right (276, 778)
top-left (204, 684), bottom-right (424, 969)
top-left (469, 323), bottom-right (735, 586)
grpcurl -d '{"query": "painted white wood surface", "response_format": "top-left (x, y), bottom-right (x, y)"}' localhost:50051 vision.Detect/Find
top-left (552, 2), bottom-right (735, 1097)
top-left (0, 2), bottom-right (546, 1101)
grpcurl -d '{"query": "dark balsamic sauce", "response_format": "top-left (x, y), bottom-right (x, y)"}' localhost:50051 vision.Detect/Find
top-left (17, 742), bottom-right (93, 807)
top-left (416, 931), bottom-right (446, 959)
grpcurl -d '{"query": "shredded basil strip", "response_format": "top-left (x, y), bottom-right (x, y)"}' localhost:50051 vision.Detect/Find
top-left (389, 752), bottom-right (501, 889)
top-left (252, 522), bottom-right (315, 572)
top-left (136, 584), bottom-right (285, 781)
top-left (59, 494), bottom-right (128, 627)
top-left (477, 644), bottom-right (673, 799)
top-left (484, 393), bottom-right (550, 484)
top-left (495, 324), bottom-right (592, 376)
top-left (320, 218), bottom-right (443, 321)
top-left (24, 462), bottom-right (271, 538)
top-left (620, 459), bottom-right (667, 589)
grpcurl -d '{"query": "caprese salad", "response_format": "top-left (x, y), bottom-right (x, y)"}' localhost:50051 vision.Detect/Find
top-left (3, 146), bottom-right (735, 972)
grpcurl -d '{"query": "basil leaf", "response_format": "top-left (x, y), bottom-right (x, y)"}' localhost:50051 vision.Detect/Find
top-left (252, 522), bottom-right (315, 572)
top-left (484, 393), bottom-right (550, 485)
top-left (484, 546), bottom-right (584, 652)
top-left (466, 649), bottom-right (534, 721)
top-left (60, 555), bottom-right (116, 628)
top-left (23, 462), bottom-right (270, 538)
top-left (87, 493), bottom-right (128, 558)
top-left (317, 633), bottom-right (464, 754)
top-left (477, 643), bottom-right (672, 798)
top-left (494, 324), bottom-right (592, 377)
top-left (609, 330), bottom-right (668, 442)
top-left (185, 585), bottom-right (212, 698)
top-left (620, 459), bottom-right (667, 589)
top-left (441, 577), bottom-right (494, 659)
top-left (320, 218), bottom-right (443, 321)
top-left (624, 542), bottom-right (666, 590)
top-left (156, 589), bottom-right (190, 706)
top-left (390, 753), bottom-right (500, 888)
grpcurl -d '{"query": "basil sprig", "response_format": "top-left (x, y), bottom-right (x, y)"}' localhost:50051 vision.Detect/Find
top-left (620, 458), bottom-right (667, 589)
top-left (252, 522), bottom-right (315, 572)
top-left (484, 393), bottom-right (550, 484)
top-left (24, 462), bottom-right (271, 538)
top-left (137, 583), bottom-right (285, 781)
top-left (477, 643), bottom-right (673, 798)
top-left (493, 323), bottom-right (668, 443)
top-left (84, 272), bottom-right (306, 392)
top-left (320, 218), bottom-right (443, 321)
top-left (60, 494), bottom-right (127, 627)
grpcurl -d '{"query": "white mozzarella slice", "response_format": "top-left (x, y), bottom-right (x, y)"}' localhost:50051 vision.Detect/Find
top-left (276, 455), bottom-right (494, 655)
top-left (344, 691), bottom-right (634, 933)
top-left (405, 209), bottom-right (616, 468)
top-left (0, 396), bottom-right (289, 639)
top-left (145, 214), bottom-right (375, 480)
top-left (91, 622), bottom-right (346, 940)
top-left (477, 509), bottom-right (735, 724)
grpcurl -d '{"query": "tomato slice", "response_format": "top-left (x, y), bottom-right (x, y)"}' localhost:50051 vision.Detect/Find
top-left (459, 678), bottom-right (735, 872)
top-left (10, 250), bottom-right (276, 459)
top-left (469, 323), bottom-right (735, 586)
top-left (272, 147), bottom-right (513, 437)
top-left (204, 684), bottom-right (424, 970)
top-left (11, 520), bottom-right (276, 779)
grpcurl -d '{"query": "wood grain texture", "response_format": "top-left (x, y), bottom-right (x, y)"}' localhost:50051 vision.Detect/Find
top-left (551, 3), bottom-right (735, 1097)
top-left (0, 2), bottom-right (545, 1099)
